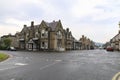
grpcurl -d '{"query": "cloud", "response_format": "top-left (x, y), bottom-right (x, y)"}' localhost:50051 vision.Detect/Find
top-left (0, 24), bottom-right (21, 36)
top-left (0, 0), bottom-right (120, 43)
top-left (71, 0), bottom-right (106, 17)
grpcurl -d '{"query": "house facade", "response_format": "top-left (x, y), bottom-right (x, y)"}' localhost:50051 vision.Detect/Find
top-left (109, 22), bottom-right (120, 51)
top-left (65, 28), bottom-right (74, 50)
top-left (16, 20), bottom-right (66, 51)
top-left (79, 35), bottom-right (95, 50)
top-left (110, 31), bottom-right (120, 51)
top-left (0, 20), bottom-right (95, 51)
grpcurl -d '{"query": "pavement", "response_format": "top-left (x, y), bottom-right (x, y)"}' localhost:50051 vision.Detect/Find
top-left (0, 50), bottom-right (120, 80)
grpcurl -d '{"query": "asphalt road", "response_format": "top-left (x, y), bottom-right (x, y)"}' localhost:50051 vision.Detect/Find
top-left (0, 50), bottom-right (120, 80)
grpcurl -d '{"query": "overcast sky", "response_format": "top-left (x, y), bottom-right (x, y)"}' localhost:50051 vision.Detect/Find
top-left (0, 0), bottom-right (120, 43)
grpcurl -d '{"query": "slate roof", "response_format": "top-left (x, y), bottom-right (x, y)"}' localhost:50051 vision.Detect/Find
top-left (21, 20), bottom-right (59, 32)
top-left (44, 21), bottom-right (59, 31)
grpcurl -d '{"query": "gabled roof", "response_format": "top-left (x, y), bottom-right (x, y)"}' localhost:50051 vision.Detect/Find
top-left (44, 21), bottom-right (59, 31)
top-left (21, 24), bottom-right (40, 33)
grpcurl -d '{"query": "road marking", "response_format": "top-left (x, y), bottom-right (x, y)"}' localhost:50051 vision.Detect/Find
top-left (40, 61), bottom-right (61, 70)
top-left (112, 72), bottom-right (120, 80)
top-left (11, 78), bottom-right (15, 80)
top-left (104, 50), bottom-right (108, 54)
top-left (14, 63), bottom-right (27, 66)
top-left (0, 63), bottom-right (27, 71)
top-left (55, 60), bottom-right (62, 62)
top-left (0, 66), bottom-right (18, 71)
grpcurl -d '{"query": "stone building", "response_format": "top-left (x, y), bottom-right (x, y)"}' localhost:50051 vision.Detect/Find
top-left (65, 28), bottom-right (74, 50)
top-left (110, 31), bottom-right (120, 51)
top-left (16, 20), bottom-right (66, 51)
top-left (110, 22), bottom-right (120, 51)
top-left (79, 35), bottom-right (95, 50)
top-left (0, 20), bottom-right (95, 51)
top-left (73, 38), bottom-right (82, 50)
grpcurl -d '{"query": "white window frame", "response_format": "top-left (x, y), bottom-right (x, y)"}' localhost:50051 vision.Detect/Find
top-left (41, 29), bottom-right (45, 38)
top-left (57, 31), bottom-right (62, 39)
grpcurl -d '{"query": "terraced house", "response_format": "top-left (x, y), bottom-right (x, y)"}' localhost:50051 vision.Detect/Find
top-left (109, 22), bottom-right (120, 51)
top-left (65, 28), bottom-right (74, 50)
top-left (0, 20), bottom-right (95, 51)
top-left (15, 20), bottom-right (69, 51)
top-left (79, 35), bottom-right (95, 50)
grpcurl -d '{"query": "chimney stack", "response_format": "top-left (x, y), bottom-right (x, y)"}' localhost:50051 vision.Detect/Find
top-left (31, 21), bottom-right (34, 27)
top-left (66, 28), bottom-right (69, 32)
top-left (24, 25), bottom-right (27, 28)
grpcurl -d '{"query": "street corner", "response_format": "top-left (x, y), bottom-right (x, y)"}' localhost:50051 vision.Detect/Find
top-left (0, 52), bottom-right (13, 63)
top-left (112, 72), bottom-right (120, 80)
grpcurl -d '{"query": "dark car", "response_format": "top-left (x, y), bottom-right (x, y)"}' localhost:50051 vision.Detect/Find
top-left (8, 47), bottom-right (16, 51)
top-left (106, 46), bottom-right (114, 51)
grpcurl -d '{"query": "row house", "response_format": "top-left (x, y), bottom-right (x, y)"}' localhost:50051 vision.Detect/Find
top-left (110, 22), bottom-right (120, 51)
top-left (65, 28), bottom-right (74, 50)
top-left (79, 35), bottom-right (95, 50)
top-left (110, 31), bottom-right (120, 51)
top-left (64, 28), bottom-right (82, 50)
top-left (73, 38), bottom-right (82, 50)
top-left (0, 20), bottom-right (94, 51)
top-left (15, 20), bottom-right (81, 51)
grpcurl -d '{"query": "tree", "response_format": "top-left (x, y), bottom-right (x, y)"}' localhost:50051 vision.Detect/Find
top-left (0, 38), bottom-right (12, 50)
top-left (3, 38), bottom-right (12, 48)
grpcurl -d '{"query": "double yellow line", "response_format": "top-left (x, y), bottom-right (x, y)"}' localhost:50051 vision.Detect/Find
top-left (112, 72), bottom-right (120, 80)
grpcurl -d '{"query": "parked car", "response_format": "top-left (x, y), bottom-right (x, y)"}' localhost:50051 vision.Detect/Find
top-left (106, 46), bottom-right (114, 51)
top-left (8, 47), bottom-right (16, 51)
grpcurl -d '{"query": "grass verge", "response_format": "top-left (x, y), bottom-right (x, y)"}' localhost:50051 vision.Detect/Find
top-left (0, 53), bottom-right (9, 62)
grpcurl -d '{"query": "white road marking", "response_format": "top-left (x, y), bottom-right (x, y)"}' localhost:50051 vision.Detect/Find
top-left (11, 78), bottom-right (15, 80)
top-left (104, 50), bottom-right (108, 53)
top-left (55, 60), bottom-right (62, 62)
top-left (14, 63), bottom-right (27, 66)
top-left (40, 61), bottom-right (61, 70)
top-left (0, 66), bottom-right (18, 71)
top-left (0, 63), bottom-right (27, 71)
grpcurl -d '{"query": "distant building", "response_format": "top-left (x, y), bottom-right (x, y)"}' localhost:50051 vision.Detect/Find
top-left (73, 38), bottom-right (82, 50)
top-left (65, 28), bottom-right (74, 50)
top-left (110, 31), bottom-right (120, 51)
top-left (109, 22), bottom-right (120, 51)
top-left (79, 35), bottom-right (95, 50)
